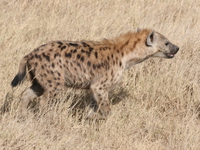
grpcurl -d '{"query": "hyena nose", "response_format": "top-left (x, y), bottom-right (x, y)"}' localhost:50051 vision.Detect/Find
top-left (176, 46), bottom-right (179, 52)
top-left (173, 45), bottom-right (179, 54)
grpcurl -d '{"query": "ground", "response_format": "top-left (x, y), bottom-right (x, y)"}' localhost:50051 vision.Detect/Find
top-left (0, 0), bottom-right (200, 149)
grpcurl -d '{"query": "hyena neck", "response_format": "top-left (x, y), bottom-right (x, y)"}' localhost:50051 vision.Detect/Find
top-left (115, 30), bottom-right (153, 70)
top-left (123, 45), bottom-right (154, 70)
top-left (124, 55), bottom-right (151, 70)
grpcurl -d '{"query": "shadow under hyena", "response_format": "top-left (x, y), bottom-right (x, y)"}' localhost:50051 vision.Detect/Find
top-left (1, 85), bottom-right (130, 120)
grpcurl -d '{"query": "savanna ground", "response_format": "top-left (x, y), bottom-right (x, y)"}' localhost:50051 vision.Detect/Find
top-left (0, 0), bottom-right (200, 149)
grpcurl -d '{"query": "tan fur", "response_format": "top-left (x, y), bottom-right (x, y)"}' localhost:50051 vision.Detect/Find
top-left (11, 29), bottom-right (179, 118)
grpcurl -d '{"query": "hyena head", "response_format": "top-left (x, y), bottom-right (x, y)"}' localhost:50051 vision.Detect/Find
top-left (146, 31), bottom-right (179, 58)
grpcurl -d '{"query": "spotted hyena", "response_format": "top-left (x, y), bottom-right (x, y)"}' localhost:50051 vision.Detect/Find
top-left (11, 29), bottom-right (179, 118)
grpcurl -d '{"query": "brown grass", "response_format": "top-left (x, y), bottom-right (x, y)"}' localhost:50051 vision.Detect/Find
top-left (0, 0), bottom-right (200, 149)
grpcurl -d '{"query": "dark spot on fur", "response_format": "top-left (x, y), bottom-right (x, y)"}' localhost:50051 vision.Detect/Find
top-left (54, 53), bottom-right (59, 58)
top-left (117, 50), bottom-right (119, 53)
top-left (38, 55), bottom-right (42, 61)
top-left (35, 62), bottom-right (38, 66)
top-left (81, 49), bottom-right (85, 53)
top-left (35, 54), bottom-right (38, 58)
top-left (36, 55), bottom-right (42, 61)
top-left (57, 82), bottom-right (60, 85)
top-left (90, 71), bottom-right (94, 76)
top-left (47, 80), bottom-right (52, 83)
top-left (41, 44), bottom-right (46, 47)
top-left (80, 56), bottom-right (84, 62)
top-left (77, 63), bottom-right (81, 67)
top-left (97, 64), bottom-right (101, 68)
top-left (86, 51), bottom-right (91, 57)
top-left (57, 41), bottom-right (63, 45)
top-left (107, 56), bottom-right (110, 61)
top-left (41, 65), bottom-right (44, 69)
top-left (29, 55), bottom-right (34, 60)
top-left (89, 47), bottom-right (93, 52)
top-left (57, 72), bottom-right (61, 76)
top-left (119, 61), bottom-right (122, 67)
top-left (77, 54), bottom-right (81, 59)
top-left (34, 48), bottom-right (39, 52)
top-left (100, 81), bottom-right (104, 84)
top-left (51, 71), bottom-right (54, 74)
top-left (49, 49), bottom-right (53, 51)
top-left (87, 61), bottom-right (91, 67)
top-left (111, 70), bottom-right (113, 75)
top-left (52, 63), bottom-right (55, 68)
top-left (44, 73), bottom-right (47, 77)
top-left (61, 46), bottom-right (66, 51)
top-left (81, 42), bottom-right (90, 47)
top-left (65, 53), bottom-right (72, 58)
top-left (93, 64), bottom-right (96, 69)
top-left (111, 54), bottom-right (114, 59)
top-left (73, 49), bottom-right (77, 53)
top-left (69, 43), bottom-right (78, 47)
top-left (95, 52), bottom-right (98, 59)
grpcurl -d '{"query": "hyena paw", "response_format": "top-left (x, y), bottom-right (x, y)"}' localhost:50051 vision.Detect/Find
top-left (99, 103), bottom-right (111, 117)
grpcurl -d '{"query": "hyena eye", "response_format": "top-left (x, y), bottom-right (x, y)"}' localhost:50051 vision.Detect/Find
top-left (165, 42), bottom-right (169, 46)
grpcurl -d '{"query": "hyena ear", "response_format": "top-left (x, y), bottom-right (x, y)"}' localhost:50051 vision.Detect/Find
top-left (137, 28), bottom-right (141, 32)
top-left (146, 31), bottom-right (155, 46)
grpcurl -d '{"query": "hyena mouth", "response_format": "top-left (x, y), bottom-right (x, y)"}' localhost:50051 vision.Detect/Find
top-left (165, 53), bottom-right (175, 58)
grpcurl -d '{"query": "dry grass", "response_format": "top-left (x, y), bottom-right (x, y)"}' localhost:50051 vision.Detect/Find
top-left (0, 0), bottom-right (200, 149)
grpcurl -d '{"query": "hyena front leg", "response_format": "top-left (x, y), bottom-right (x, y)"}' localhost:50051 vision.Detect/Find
top-left (39, 85), bottom-right (64, 110)
top-left (88, 84), bottom-right (111, 119)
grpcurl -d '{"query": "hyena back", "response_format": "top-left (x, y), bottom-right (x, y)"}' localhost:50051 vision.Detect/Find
top-left (11, 29), bottom-right (179, 118)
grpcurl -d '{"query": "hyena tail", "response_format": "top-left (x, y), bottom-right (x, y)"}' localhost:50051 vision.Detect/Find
top-left (11, 57), bottom-right (27, 87)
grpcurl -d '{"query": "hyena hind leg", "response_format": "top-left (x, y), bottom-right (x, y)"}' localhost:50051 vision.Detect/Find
top-left (19, 81), bottom-right (44, 117)
top-left (19, 88), bottom-right (38, 116)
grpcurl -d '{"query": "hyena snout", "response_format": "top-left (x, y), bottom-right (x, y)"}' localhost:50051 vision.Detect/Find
top-left (166, 44), bottom-right (179, 58)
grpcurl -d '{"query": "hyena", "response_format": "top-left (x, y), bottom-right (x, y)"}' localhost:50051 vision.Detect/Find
top-left (11, 29), bottom-right (179, 118)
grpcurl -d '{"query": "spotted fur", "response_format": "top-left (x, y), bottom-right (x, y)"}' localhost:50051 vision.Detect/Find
top-left (11, 29), bottom-right (179, 118)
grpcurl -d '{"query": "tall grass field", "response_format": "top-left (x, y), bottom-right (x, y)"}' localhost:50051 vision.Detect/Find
top-left (0, 0), bottom-right (200, 149)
